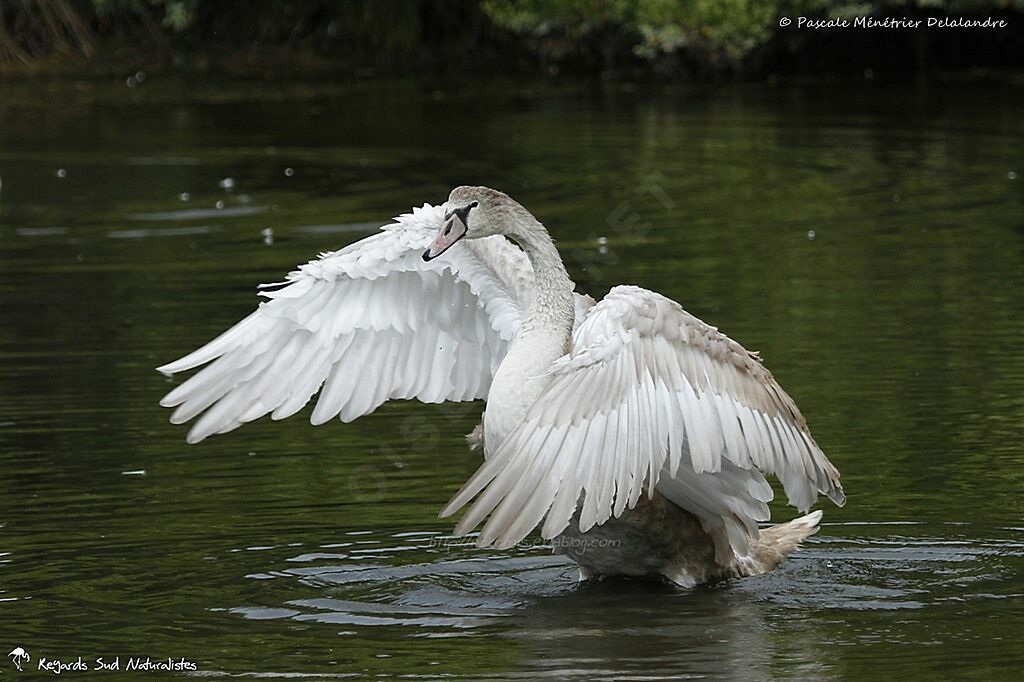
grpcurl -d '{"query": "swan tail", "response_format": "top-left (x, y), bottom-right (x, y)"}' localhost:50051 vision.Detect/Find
top-left (733, 510), bottom-right (822, 577)
top-left (465, 423), bottom-right (484, 453)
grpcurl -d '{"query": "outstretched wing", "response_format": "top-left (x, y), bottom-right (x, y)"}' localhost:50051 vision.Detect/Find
top-left (158, 204), bottom-right (530, 443)
top-left (442, 285), bottom-right (845, 559)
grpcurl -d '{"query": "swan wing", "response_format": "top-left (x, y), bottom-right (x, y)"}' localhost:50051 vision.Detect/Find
top-left (158, 204), bottom-right (527, 443)
top-left (441, 285), bottom-right (844, 555)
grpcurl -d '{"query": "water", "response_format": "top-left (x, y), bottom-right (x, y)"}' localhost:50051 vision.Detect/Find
top-left (1, 74), bottom-right (1023, 679)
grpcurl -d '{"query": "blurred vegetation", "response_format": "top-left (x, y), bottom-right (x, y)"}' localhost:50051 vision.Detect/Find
top-left (484, 0), bottom-right (1024, 71)
top-left (0, 0), bottom-right (1022, 75)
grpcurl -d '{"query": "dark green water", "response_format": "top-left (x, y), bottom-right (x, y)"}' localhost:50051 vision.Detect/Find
top-left (1, 74), bottom-right (1023, 679)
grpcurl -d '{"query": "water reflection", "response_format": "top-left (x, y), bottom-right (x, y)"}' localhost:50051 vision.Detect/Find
top-left (127, 207), bottom-right (267, 221)
top-left (219, 524), bottom-right (1023, 678)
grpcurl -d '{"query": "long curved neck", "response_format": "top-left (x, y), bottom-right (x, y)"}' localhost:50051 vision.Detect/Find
top-left (505, 210), bottom-right (575, 337)
top-left (484, 207), bottom-right (575, 449)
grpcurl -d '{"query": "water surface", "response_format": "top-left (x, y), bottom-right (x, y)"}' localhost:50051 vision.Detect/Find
top-left (1, 74), bottom-right (1022, 679)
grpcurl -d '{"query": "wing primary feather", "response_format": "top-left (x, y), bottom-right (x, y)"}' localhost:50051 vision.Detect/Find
top-left (456, 285), bottom-right (844, 558)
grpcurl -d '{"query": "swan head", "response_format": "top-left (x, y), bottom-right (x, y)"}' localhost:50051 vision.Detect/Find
top-left (422, 186), bottom-right (520, 261)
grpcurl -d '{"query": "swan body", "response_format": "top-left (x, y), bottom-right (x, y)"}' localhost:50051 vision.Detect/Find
top-left (158, 186), bottom-right (845, 587)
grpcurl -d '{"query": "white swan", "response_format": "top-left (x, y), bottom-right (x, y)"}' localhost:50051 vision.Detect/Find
top-left (158, 186), bottom-right (845, 587)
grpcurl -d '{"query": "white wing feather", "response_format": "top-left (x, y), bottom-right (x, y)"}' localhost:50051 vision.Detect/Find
top-left (159, 204), bottom-right (535, 443)
top-left (442, 285), bottom-right (845, 558)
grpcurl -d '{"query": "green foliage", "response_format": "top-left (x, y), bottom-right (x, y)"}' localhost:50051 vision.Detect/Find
top-left (483, 0), bottom-right (635, 35)
top-left (632, 0), bottom-right (781, 63)
top-left (89, 0), bottom-right (196, 32)
top-left (483, 0), bottom-right (1024, 68)
top-left (161, 0), bottom-right (198, 32)
top-left (1, 0), bottom-right (1022, 71)
top-left (483, 0), bottom-right (795, 65)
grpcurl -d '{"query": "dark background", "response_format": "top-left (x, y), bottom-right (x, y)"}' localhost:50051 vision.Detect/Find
top-left (1, 0), bottom-right (1023, 78)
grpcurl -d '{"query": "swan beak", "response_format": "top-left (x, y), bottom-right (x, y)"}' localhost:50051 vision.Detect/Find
top-left (423, 213), bottom-right (468, 261)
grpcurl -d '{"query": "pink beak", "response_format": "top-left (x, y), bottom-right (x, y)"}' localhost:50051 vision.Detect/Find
top-left (422, 213), bottom-right (468, 261)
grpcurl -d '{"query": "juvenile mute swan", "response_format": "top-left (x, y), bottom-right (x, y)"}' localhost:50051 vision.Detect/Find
top-left (159, 186), bottom-right (845, 587)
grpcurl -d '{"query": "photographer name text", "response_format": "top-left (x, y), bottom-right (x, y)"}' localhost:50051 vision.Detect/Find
top-left (780, 16), bottom-right (1008, 29)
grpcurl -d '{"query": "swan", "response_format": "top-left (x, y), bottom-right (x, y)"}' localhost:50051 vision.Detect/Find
top-left (158, 186), bottom-right (845, 587)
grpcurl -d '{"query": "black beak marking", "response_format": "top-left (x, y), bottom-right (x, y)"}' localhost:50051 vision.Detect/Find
top-left (424, 201), bottom-right (478, 262)
top-left (445, 201), bottom-right (477, 230)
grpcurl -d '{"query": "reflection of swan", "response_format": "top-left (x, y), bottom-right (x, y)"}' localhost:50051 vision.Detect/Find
top-left (252, 547), bottom-right (837, 680)
top-left (510, 581), bottom-right (836, 681)
top-left (159, 186), bottom-right (844, 586)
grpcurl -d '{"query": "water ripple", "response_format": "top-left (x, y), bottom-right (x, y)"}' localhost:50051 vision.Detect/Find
top-left (227, 527), bottom-right (1023, 636)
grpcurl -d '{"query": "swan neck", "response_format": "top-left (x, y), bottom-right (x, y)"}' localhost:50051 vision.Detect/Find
top-left (507, 212), bottom-right (574, 334)
top-left (482, 206), bottom-right (575, 448)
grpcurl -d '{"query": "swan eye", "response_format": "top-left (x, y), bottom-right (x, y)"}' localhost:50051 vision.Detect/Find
top-left (443, 202), bottom-right (478, 234)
